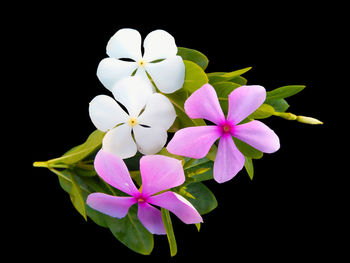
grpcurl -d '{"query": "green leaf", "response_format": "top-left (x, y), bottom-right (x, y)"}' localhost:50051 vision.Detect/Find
top-left (177, 47), bottom-right (209, 70)
top-left (244, 157), bottom-right (254, 180)
top-left (67, 170), bottom-right (87, 221)
top-left (195, 223), bottom-right (201, 232)
top-left (184, 158), bottom-right (214, 182)
top-left (249, 103), bottom-right (275, 119)
top-left (73, 166), bottom-right (97, 177)
top-left (164, 88), bottom-right (206, 128)
top-left (265, 98), bottom-right (290, 112)
top-left (104, 206), bottom-right (154, 255)
top-left (208, 67), bottom-right (252, 84)
top-left (185, 182), bottom-right (218, 215)
top-left (231, 76), bottom-right (248, 85)
top-left (86, 206), bottom-right (108, 228)
top-left (178, 187), bottom-right (196, 199)
top-left (129, 170), bottom-right (142, 187)
top-left (266, 85), bottom-right (305, 100)
top-left (206, 144), bottom-right (218, 162)
top-left (182, 60), bottom-right (209, 93)
top-left (48, 130), bottom-right (105, 165)
top-left (233, 138), bottom-right (263, 159)
top-left (212, 81), bottom-right (241, 114)
top-left (158, 147), bottom-right (184, 163)
top-left (161, 208), bottom-right (177, 257)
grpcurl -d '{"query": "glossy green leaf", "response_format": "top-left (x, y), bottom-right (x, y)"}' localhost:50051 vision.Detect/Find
top-left (48, 130), bottom-right (105, 165)
top-left (208, 67), bottom-right (252, 83)
top-left (164, 88), bottom-right (206, 128)
top-left (266, 85), bottom-right (305, 100)
top-left (244, 157), bottom-right (254, 180)
top-left (185, 182), bottom-right (218, 215)
top-left (249, 103), bottom-right (275, 119)
top-left (233, 138), bottom-right (263, 159)
top-left (265, 98), bottom-right (290, 112)
top-left (161, 208), bottom-right (177, 257)
top-left (104, 206), bottom-right (154, 255)
top-left (182, 60), bottom-right (209, 93)
top-left (177, 47), bottom-right (209, 70)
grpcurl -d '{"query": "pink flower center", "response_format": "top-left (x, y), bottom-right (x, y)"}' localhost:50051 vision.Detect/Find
top-left (135, 193), bottom-right (148, 204)
top-left (138, 197), bottom-right (146, 203)
top-left (219, 121), bottom-right (235, 135)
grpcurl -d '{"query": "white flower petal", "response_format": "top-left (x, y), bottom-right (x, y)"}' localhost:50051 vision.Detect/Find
top-left (138, 93), bottom-right (176, 130)
top-left (134, 67), bottom-right (156, 92)
top-left (145, 56), bottom-right (185, 93)
top-left (103, 124), bottom-right (137, 159)
top-left (143, 30), bottom-right (178, 62)
top-left (89, 95), bottom-right (129, 132)
top-left (97, 58), bottom-right (138, 91)
top-left (106, 28), bottom-right (142, 61)
top-left (133, 125), bottom-right (167, 155)
top-left (112, 76), bottom-right (153, 117)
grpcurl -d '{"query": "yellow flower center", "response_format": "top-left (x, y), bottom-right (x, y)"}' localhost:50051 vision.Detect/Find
top-left (128, 117), bottom-right (138, 127)
top-left (138, 59), bottom-right (146, 67)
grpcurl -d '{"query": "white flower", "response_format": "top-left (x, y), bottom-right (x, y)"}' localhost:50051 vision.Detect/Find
top-left (97, 28), bottom-right (185, 94)
top-left (89, 76), bottom-right (176, 159)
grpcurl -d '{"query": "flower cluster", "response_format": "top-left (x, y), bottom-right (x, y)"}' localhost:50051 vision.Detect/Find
top-left (34, 27), bottom-right (322, 256)
top-left (88, 28), bottom-right (280, 235)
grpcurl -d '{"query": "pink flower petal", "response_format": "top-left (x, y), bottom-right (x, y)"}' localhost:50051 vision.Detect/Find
top-left (140, 155), bottom-right (185, 197)
top-left (86, 193), bottom-right (136, 218)
top-left (167, 126), bottom-right (221, 159)
top-left (214, 136), bottom-right (245, 183)
top-left (233, 120), bottom-right (280, 153)
top-left (148, 191), bottom-right (203, 224)
top-left (94, 150), bottom-right (139, 196)
top-left (137, 202), bottom-right (166, 235)
top-left (184, 84), bottom-right (225, 125)
top-left (227, 85), bottom-right (266, 124)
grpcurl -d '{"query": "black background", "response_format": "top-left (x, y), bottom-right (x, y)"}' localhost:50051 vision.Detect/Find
top-left (9, 1), bottom-right (343, 261)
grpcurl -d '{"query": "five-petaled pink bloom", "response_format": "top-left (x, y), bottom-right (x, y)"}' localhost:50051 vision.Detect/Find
top-left (87, 150), bottom-right (203, 235)
top-left (167, 84), bottom-right (280, 183)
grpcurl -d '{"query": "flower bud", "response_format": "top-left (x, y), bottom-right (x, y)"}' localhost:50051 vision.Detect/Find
top-left (296, 116), bottom-right (323, 125)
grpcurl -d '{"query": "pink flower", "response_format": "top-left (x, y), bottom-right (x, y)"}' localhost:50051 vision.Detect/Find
top-left (87, 150), bottom-right (202, 235)
top-left (167, 84), bottom-right (280, 183)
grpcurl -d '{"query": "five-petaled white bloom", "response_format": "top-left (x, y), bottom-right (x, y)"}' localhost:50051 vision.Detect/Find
top-left (97, 28), bottom-right (185, 94)
top-left (89, 76), bottom-right (176, 159)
